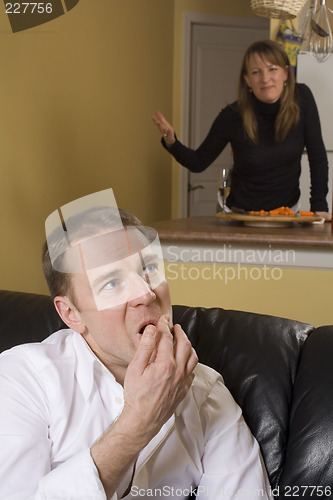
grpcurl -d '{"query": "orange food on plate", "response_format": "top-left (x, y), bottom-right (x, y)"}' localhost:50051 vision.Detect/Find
top-left (249, 210), bottom-right (268, 216)
top-left (247, 207), bottom-right (314, 218)
top-left (248, 206), bottom-right (300, 217)
top-left (269, 206), bottom-right (295, 216)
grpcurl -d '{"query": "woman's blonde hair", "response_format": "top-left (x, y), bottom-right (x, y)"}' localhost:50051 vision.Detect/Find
top-left (238, 40), bottom-right (300, 145)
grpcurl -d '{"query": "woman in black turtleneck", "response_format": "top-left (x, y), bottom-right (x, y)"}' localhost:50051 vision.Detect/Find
top-left (152, 40), bottom-right (331, 220)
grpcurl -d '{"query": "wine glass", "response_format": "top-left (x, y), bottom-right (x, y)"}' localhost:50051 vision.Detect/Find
top-left (217, 167), bottom-right (231, 213)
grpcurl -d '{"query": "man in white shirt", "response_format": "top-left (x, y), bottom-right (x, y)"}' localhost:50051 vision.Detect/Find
top-left (0, 189), bottom-right (271, 499)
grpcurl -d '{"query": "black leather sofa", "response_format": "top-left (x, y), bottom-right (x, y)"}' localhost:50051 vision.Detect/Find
top-left (1, 289), bottom-right (333, 499)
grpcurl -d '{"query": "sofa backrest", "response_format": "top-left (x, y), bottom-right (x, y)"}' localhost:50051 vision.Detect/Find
top-left (0, 290), bottom-right (65, 352)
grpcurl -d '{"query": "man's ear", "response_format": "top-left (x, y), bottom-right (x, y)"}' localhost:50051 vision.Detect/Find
top-left (54, 296), bottom-right (86, 334)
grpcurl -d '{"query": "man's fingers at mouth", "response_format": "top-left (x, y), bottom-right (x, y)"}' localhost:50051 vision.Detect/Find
top-left (173, 324), bottom-right (198, 371)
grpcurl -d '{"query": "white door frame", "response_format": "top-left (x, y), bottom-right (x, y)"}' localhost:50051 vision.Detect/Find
top-left (179, 12), bottom-right (269, 217)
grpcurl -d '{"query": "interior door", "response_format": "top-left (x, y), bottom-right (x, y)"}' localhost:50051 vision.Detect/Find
top-left (188, 21), bottom-right (269, 216)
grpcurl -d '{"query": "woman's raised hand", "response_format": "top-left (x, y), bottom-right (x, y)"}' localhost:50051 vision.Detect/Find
top-left (152, 111), bottom-right (176, 146)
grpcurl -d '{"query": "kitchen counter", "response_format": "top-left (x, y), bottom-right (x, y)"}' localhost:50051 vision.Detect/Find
top-left (153, 216), bottom-right (333, 248)
top-left (152, 216), bottom-right (333, 270)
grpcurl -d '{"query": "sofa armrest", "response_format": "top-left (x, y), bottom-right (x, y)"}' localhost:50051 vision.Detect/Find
top-left (173, 304), bottom-right (314, 488)
top-left (279, 325), bottom-right (333, 496)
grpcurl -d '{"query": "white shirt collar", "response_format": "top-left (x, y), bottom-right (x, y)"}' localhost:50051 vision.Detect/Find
top-left (71, 330), bottom-right (118, 401)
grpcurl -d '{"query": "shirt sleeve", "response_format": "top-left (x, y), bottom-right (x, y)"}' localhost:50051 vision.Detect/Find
top-left (300, 83), bottom-right (329, 212)
top-left (161, 106), bottom-right (236, 173)
top-left (197, 373), bottom-right (272, 499)
top-left (0, 352), bottom-right (107, 500)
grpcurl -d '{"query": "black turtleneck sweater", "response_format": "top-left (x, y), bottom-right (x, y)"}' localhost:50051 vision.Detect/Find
top-left (164, 83), bottom-right (329, 212)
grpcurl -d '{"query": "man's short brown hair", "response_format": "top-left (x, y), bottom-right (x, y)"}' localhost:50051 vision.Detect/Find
top-left (42, 207), bottom-right (142, 301)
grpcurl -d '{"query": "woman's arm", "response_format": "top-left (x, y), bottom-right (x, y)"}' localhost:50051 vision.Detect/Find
top-left (301, 84), bottom-right (330, 215)
top-left (152, 107), bottom-right (235, 173)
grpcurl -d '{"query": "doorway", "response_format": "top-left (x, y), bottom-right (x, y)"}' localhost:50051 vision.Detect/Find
top-left (179, 13), bottom-right (269, 217)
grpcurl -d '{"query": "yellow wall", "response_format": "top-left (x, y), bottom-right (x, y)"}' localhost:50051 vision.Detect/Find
top-left (1, 0), bottom-right (175, 294)
top-left (165, 262), bottom-right (333, 327)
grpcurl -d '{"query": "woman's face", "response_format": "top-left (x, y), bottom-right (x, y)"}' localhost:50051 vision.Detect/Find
top-left (244, 52), bottom-right (288, 104)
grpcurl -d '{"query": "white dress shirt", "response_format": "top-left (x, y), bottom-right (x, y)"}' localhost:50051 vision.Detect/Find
top-left (0, 329), bottom-right (271, 500)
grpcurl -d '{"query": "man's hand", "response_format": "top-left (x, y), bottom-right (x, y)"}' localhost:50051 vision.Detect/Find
top-left (122, 315), bottom-right (198, 444)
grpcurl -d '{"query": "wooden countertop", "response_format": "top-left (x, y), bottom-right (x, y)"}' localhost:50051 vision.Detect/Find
top-left (152, 216), bottom-right (333, 248)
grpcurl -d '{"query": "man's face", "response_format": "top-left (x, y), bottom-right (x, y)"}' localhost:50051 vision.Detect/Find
top-left (66, 228), bottom-right (172, 380)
